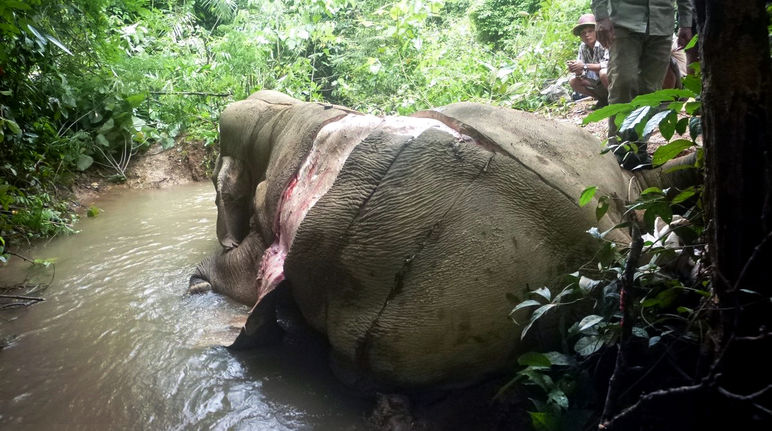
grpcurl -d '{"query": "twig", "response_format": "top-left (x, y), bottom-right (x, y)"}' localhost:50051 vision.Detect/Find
top-left (149, 91), bottom-right (232, 97)
top-left (600, 221), bottom-right (644, 424)
top-left (0, 294), bottom-right (44, 301)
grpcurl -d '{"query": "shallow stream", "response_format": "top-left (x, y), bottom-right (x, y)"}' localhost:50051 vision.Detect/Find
top-left (0, 183), bottom-right (367, 429)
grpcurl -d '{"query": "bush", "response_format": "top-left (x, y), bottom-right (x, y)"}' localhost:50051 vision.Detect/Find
top-left (470, 0), bottom-right (542, 45)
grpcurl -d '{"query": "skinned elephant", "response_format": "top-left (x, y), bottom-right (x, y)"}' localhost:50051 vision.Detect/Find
top-left (191, 90), bottom-right (697, 390)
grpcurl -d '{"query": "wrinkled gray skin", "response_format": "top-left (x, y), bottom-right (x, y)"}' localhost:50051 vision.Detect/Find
top-left (190, 90), bottom-right (697, 390)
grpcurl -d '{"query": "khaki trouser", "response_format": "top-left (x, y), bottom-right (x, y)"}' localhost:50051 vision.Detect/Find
top-left (607, 27), bottom-right (672, 169)
top-left (608, 27), bottom-right (673, 105)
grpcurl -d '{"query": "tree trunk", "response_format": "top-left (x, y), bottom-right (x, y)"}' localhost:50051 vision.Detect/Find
top-left (696, 0), bottom-right (772, 426)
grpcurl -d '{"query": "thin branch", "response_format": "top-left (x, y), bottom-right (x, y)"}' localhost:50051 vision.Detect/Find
top-left (149, 91), bottom-right (232, 97)
top-left (0, 294), bottom-right (44, 301)
top-left (600, 221), bottom-right (644, 423)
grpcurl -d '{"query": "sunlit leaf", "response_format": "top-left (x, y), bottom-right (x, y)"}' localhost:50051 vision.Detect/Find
top-left (45, 34), bottom-right (73, 55)
top-left (684, 101), bottom-right (701, 115)
top-left (642, 110), bottom-right (673, 139)
top-left (653, 139), bottom-right (693, 166)
top-left (532, 286), bottom-right (551, 301)
top-left (579, 186), bottom-right (596, 207)
top-left (582, 103), bottom-right (633, 125)
top-left (630, 89), bottom-right (693, 106)
top-left (578, 314), bottom-right (604, 332)
top-left (671, 188), bottom-right (696, 204)
top-left (574, 335), bottom-right (604, 356)
top-left (510, 299), bottom-right (542, 317)
top-left (619, 106), bottom-right (651, 135)
top-left (685, 34), bottom-right (699, 50)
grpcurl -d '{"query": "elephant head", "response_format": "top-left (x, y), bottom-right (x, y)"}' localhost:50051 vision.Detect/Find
top-left (191, 91), bottom-right (697, 390)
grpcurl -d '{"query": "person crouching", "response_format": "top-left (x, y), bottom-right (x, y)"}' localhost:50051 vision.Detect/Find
top-left (567, 13), bottom-right (609, 109)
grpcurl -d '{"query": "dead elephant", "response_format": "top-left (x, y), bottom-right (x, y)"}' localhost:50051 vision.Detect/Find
top-left (190, 90), bottom-right (696, 390)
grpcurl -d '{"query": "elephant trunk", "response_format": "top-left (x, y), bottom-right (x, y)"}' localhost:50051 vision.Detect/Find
top-left (188, 231), bottom-right (267, 305)
top-left (632, 152), bottom-right (701, 192)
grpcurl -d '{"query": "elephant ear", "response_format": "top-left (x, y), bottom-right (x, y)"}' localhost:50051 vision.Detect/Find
top-left (229, 285), bottom-right (284, 349)
top-left (214, 156), bottom-right (251, 248)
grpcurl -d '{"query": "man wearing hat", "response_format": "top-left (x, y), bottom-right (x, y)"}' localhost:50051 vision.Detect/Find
top-left (567, 13), bottom-right (609, 108)
top-left (591, 0), bottom-right (694, 169)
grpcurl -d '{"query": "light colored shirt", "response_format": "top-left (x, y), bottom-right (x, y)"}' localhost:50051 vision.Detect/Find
top-left (591, 0), bottom-right (694, 36)
top-left (577, 40), bottom-right (609, 81)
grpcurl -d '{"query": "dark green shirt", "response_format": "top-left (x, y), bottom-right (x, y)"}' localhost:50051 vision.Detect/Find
top-left (591, 0), bottom-right (694, 36)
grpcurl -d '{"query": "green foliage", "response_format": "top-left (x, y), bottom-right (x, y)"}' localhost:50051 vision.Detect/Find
top-left (509, 76), bottom-right (707, 429)
top-left (0, 0), bottom-right (596, 245)
top-left (470, 0), bottom-right (542, 45)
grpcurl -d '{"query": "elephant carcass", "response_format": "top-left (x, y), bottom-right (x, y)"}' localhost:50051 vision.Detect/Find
top-left (192, 90), bottom-right (634, 389)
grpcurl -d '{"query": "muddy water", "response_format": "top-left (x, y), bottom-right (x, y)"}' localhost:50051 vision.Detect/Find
top-left (0, 183), bottom-right (367, 429)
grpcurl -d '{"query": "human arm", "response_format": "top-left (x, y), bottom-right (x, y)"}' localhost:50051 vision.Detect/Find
top-left (591, 0), bottom-right (614, 47)
top-left (675, 0), bottom-right (695, 49)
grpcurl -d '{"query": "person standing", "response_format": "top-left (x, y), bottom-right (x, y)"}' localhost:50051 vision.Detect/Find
top-left (591, 0), bottom-right (694, 169)
top-left (568, 14), bottom-right (610, 109)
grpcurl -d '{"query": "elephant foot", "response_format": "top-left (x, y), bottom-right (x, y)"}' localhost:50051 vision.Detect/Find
top-left (187, 276), bottom-right (213, 295)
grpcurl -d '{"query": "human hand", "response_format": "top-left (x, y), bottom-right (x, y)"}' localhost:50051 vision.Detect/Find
top-left (567, 60), bottom-right (584, 75)
top-left (595, 17), bottom-right (614, 48)
top-left (676, 27), bottom-right (694, 50)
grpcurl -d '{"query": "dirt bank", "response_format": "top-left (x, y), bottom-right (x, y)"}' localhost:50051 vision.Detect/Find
top-left (71, 139), bottom-right (215, 213)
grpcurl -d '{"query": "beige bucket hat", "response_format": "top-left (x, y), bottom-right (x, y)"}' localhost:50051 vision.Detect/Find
top-left (572, 13), bottom-right (597, 36)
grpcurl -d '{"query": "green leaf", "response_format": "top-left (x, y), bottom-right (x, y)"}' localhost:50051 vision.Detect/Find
top-left (675, 117), bottom-right (689, 135)
top-left (544, 351), bottom-right (573, 366)
top-left (582, 103), bottom-right (633, 125)
top-left (640, 187), bottom-right (664, 196)
top-left (653, 139), bottom-right (693, 166)
top-left (125, 93), bottom-right (147, 108)
top-left (528, 411), bottom-right (559, 431)
top-left (682, 74), bottom-right (701, 94)
top-left (684, 34), bottom-right (698, 50)
top-left (521, 304), bottom-right (556, 340)
top-left (95, 134), bottom-right (109, 147)
top-left (548, 389), bottom-right (569, 409)
top-left (574, 335), bottom-right (604, 356)
top-left (532, 286), bottom-right (551, 302)
top-left (671, 188), bottom-right (696, 204)
top-left (578, 314), bottom-right (604, 332)
top-left (518, 352), bottom-right (552, 368)
top-left (631, 89), bottom-right (694, 106)
top-left (6, 0), bottom-right (31, 10)
top-left (596, 195), bottom-right (610, 221)
top-left (26, 24), bottom-right (47, 46)
top-left (643, 202), bottom-right (673, 231)
top-left (642, 110), bottom-right (673, 139)
top-left (4, 119), bottom-right (22, 136)
top-left (578, 186), bottom-right (597, 207)
top-left (45, 34), bottom-right (73, 55)
top-left (76, 154), bottom-right (93, 171)
top-left (619, 106), bottom-right (651, 135)
top-left (510, 299), bottom-right (542, 317)
top-left (642, 288), bottom-right (679, 309)
top-left (684, 101), bottom-right (701, 115)
top-left (689, 117), bottom-right (702, 140)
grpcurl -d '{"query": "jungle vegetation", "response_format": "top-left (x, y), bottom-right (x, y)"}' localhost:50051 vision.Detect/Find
top-left (0, 0), bottom-right (589, 249)
top-left (1, 1), bottom-right (770, 430)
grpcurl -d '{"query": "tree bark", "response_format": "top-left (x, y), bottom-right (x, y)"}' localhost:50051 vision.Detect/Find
top-left (696, 0), bottom-right (772, 426)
